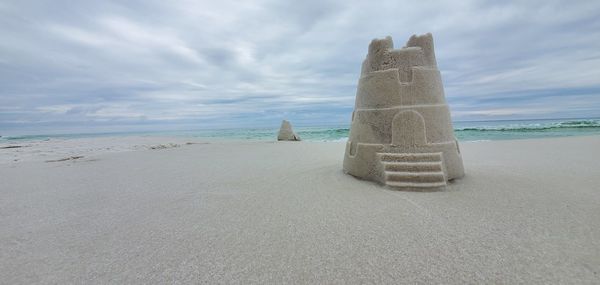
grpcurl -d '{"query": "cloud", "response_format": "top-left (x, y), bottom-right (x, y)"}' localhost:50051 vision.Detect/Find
top-left (1, 0), bottom-right (600, 134)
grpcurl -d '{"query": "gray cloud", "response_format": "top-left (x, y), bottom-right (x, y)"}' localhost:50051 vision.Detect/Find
top-left (1, 0), bottom-right (600, 134)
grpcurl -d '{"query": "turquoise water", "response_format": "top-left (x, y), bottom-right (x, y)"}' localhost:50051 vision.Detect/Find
top-left (2, 118), bottom-right (600, 143)
top-left (453, 118), bottom-right (600, 141)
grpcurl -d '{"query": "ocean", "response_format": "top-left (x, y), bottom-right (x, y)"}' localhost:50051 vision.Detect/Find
top-left (2, 118), bottom-right (600, 143)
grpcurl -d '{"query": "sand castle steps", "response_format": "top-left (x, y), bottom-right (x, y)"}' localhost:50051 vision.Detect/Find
top-left (378, 152), bottom-right (447, 188)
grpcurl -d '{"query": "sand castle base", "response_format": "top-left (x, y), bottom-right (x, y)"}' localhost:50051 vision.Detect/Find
top-left (344, 139), bottom-right (463, 190)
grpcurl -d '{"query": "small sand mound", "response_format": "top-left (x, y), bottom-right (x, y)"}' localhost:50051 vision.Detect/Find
top-left (149, 143), bottom-right (180, 150)
top-left (45, 156), bottom-right (84, 163)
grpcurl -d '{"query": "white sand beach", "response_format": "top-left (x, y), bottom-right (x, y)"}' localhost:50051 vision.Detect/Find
top-left (1, 136), bottom-right (599, 283)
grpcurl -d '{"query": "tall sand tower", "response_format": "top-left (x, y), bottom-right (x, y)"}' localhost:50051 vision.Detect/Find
top-left (343, 33), bottom-right (464, 189)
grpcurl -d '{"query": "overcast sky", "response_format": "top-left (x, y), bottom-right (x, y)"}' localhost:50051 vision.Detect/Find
top-left (1, 0), bottom-right (600, 134)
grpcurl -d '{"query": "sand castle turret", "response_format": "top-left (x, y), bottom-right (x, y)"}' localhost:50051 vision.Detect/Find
top-left (277, 120), bottom-right (301, 141)
top-left (343, 33), bottom-right (464, 189)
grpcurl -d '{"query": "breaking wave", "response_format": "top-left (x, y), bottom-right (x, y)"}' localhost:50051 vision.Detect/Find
top-left (454, 119), bottom-right (600, 132)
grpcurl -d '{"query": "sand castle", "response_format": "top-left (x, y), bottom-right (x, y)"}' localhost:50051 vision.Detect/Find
top-left (277, 120), bottom-right (301, 141)
top-left (343, 33), bottom-right (464, 189)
